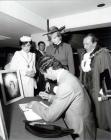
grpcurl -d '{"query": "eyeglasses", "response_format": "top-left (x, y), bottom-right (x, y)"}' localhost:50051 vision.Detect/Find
top-left (22, 41), bottom-right (32, 45)
top-left (23, 42), bottom-right (32, 48)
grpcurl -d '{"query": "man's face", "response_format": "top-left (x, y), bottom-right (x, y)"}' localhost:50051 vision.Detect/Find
top-left (39, 43), bottom-right (45, 51)
top-left (83, 36), bottom-right (96, 52)
top-left (43, 67), bottom-right (56, 81)
top-left (50, 32), bottom-right (61, 45)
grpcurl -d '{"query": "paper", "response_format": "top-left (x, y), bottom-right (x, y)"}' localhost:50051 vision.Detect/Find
top-left (19, 103), bottom-right (29, 112)
top-left (19, 103), bottom-right (42, 121)
top-left (24, 109), bottom-right (42, 121)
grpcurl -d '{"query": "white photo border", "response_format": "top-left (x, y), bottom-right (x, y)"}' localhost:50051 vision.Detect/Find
top-left (0, 70), bottom-right (24, 105)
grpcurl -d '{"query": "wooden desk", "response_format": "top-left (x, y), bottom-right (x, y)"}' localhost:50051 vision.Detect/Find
top-left (3, 97), bottom-right (73, 140)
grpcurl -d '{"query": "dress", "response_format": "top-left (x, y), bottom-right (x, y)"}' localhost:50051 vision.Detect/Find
top-left (31, 69), bottom-right (96, 140)
top-left (10, 50), bottom-right (36, 97)
top-left (80, 48), bottom-right (111, 131)
top-left (46, 43), bottom-right (75, 75)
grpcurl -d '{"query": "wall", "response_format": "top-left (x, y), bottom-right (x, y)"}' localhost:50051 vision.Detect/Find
top-left (31, 33), bottom-right (49, 50)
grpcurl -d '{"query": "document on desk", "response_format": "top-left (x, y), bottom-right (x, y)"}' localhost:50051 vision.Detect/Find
top-left (19, 103), bottom-right (42, 121)
top-left (24, 109), bottom-right (42, 121)
top-left (19, 102), bottom-right (49, 121)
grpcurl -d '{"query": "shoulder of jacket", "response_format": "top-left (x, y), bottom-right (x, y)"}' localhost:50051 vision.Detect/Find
top-left (95, 48), bottom-right (109, 56)
top-left (62, 43), bottom-right (72, 51)
top-left (63, 42), bottom-right (71, 47)
top-left (14, 50), bottom-right (20, 55)
top-left (46, 44), bottom-right (52, 50)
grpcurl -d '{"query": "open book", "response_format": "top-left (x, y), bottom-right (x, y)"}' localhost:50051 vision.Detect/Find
top-left (19, 101), bottom-right (49, 121)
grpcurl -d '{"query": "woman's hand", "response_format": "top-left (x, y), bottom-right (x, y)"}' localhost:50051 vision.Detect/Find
top-left (25, 70), bottom-right (35, 77)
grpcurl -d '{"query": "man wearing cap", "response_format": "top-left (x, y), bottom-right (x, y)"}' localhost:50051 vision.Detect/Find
top-left (10, 36), bottom-right (37, 97)
top-left (44, 26), bottom-right (75, 75)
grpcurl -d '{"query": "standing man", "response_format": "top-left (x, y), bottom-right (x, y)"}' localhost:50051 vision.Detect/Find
top-left (80, 33), bottom-right (111, 132)
top-left (35, 41), bottom-right (46, 62)
top-left (28, 55), bottom-right (96, 140)
top-left (35, 41), bottom-right (46, 95)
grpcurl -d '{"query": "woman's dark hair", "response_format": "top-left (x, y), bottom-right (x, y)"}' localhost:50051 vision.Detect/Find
top-left (85, 33), bottom-right (98, 43)
top-left (37, 55), bottom-right (63, 73)
top-left (38, 41), bottom-right (45, 46)
top-left (19, 40), bottom-right (32, 46)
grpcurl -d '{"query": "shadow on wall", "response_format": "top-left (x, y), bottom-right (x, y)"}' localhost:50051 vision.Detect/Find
top-left (63, 26), bottom-right (111, 50)
top-left (0, 47), bottom-right (20, 70)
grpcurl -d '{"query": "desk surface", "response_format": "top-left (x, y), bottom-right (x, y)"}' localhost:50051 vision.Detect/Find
top-left (3, 97), bottom-right (73, 140)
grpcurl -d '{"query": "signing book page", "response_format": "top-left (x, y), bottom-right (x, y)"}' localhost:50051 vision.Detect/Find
top-left (19, 103), bottom-right (42, 121)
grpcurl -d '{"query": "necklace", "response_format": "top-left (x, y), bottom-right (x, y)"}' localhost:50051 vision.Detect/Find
top-left (20, 53), bottom-right (33, 68)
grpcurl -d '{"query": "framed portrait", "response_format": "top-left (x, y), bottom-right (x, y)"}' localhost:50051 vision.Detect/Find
top-left (0, 70), bottom-right (24, 105)
top-left (0, 101), bottom-right (8, 140)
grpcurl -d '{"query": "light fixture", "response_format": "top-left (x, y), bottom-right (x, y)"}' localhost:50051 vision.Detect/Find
top-left (97, 3), bottom-right (105, 7)
top-left (0, 35), bottom-right (11, 40)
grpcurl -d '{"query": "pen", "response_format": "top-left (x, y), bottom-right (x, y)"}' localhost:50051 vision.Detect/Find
top-left (30, 122), bottom-right (47, 126)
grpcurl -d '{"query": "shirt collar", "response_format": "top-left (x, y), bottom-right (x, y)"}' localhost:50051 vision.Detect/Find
top-left (57, 69), bottom-right (64, 82)
top-left (39, 50), bottom-right (44, 55)
top-left (21, 49), bottom-right (30, 54)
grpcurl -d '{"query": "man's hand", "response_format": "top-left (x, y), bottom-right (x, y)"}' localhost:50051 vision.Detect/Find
top-left (26, 101), bottom-right (37, 109)
top-left (39, 91), bottom-right (49, 100)
top-left (101, 95), bottom-right (108, 101)
top-left (98, 88), bottom-right (108, 101)
top-left (98, 95), bottom-right (108, 101)
top-left (45, 82), bottom-right (50, 92)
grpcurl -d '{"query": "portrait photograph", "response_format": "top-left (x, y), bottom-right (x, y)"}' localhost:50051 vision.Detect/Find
top-left (0, 70), bottom-right (24, 105)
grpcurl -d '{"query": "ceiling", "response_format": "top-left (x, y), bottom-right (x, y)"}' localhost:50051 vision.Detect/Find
top-left (17, 0), bottom-right (111, 19)
top-left (0, 0), bottom-right (111, 48)
top-left (0, 12), bottom-right (42, 48)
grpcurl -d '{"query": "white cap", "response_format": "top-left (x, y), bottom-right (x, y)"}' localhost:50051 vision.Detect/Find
top-left (20, 36), bottom-right (32, 42)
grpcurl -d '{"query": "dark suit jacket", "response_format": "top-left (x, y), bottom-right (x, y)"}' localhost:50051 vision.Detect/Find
top-left (34, 50), bottom-right (45, 95)
top-left (35, 50), bottom-right (43, 68)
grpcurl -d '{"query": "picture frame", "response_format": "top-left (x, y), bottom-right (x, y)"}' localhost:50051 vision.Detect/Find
top-left (0, 100), bottom-right (8, 140)
top-left (0, 70), bottom-right (24, 105)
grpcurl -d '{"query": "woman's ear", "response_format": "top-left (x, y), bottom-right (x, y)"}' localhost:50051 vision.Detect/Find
top-left (93, 42), bottom-right (97, 47)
